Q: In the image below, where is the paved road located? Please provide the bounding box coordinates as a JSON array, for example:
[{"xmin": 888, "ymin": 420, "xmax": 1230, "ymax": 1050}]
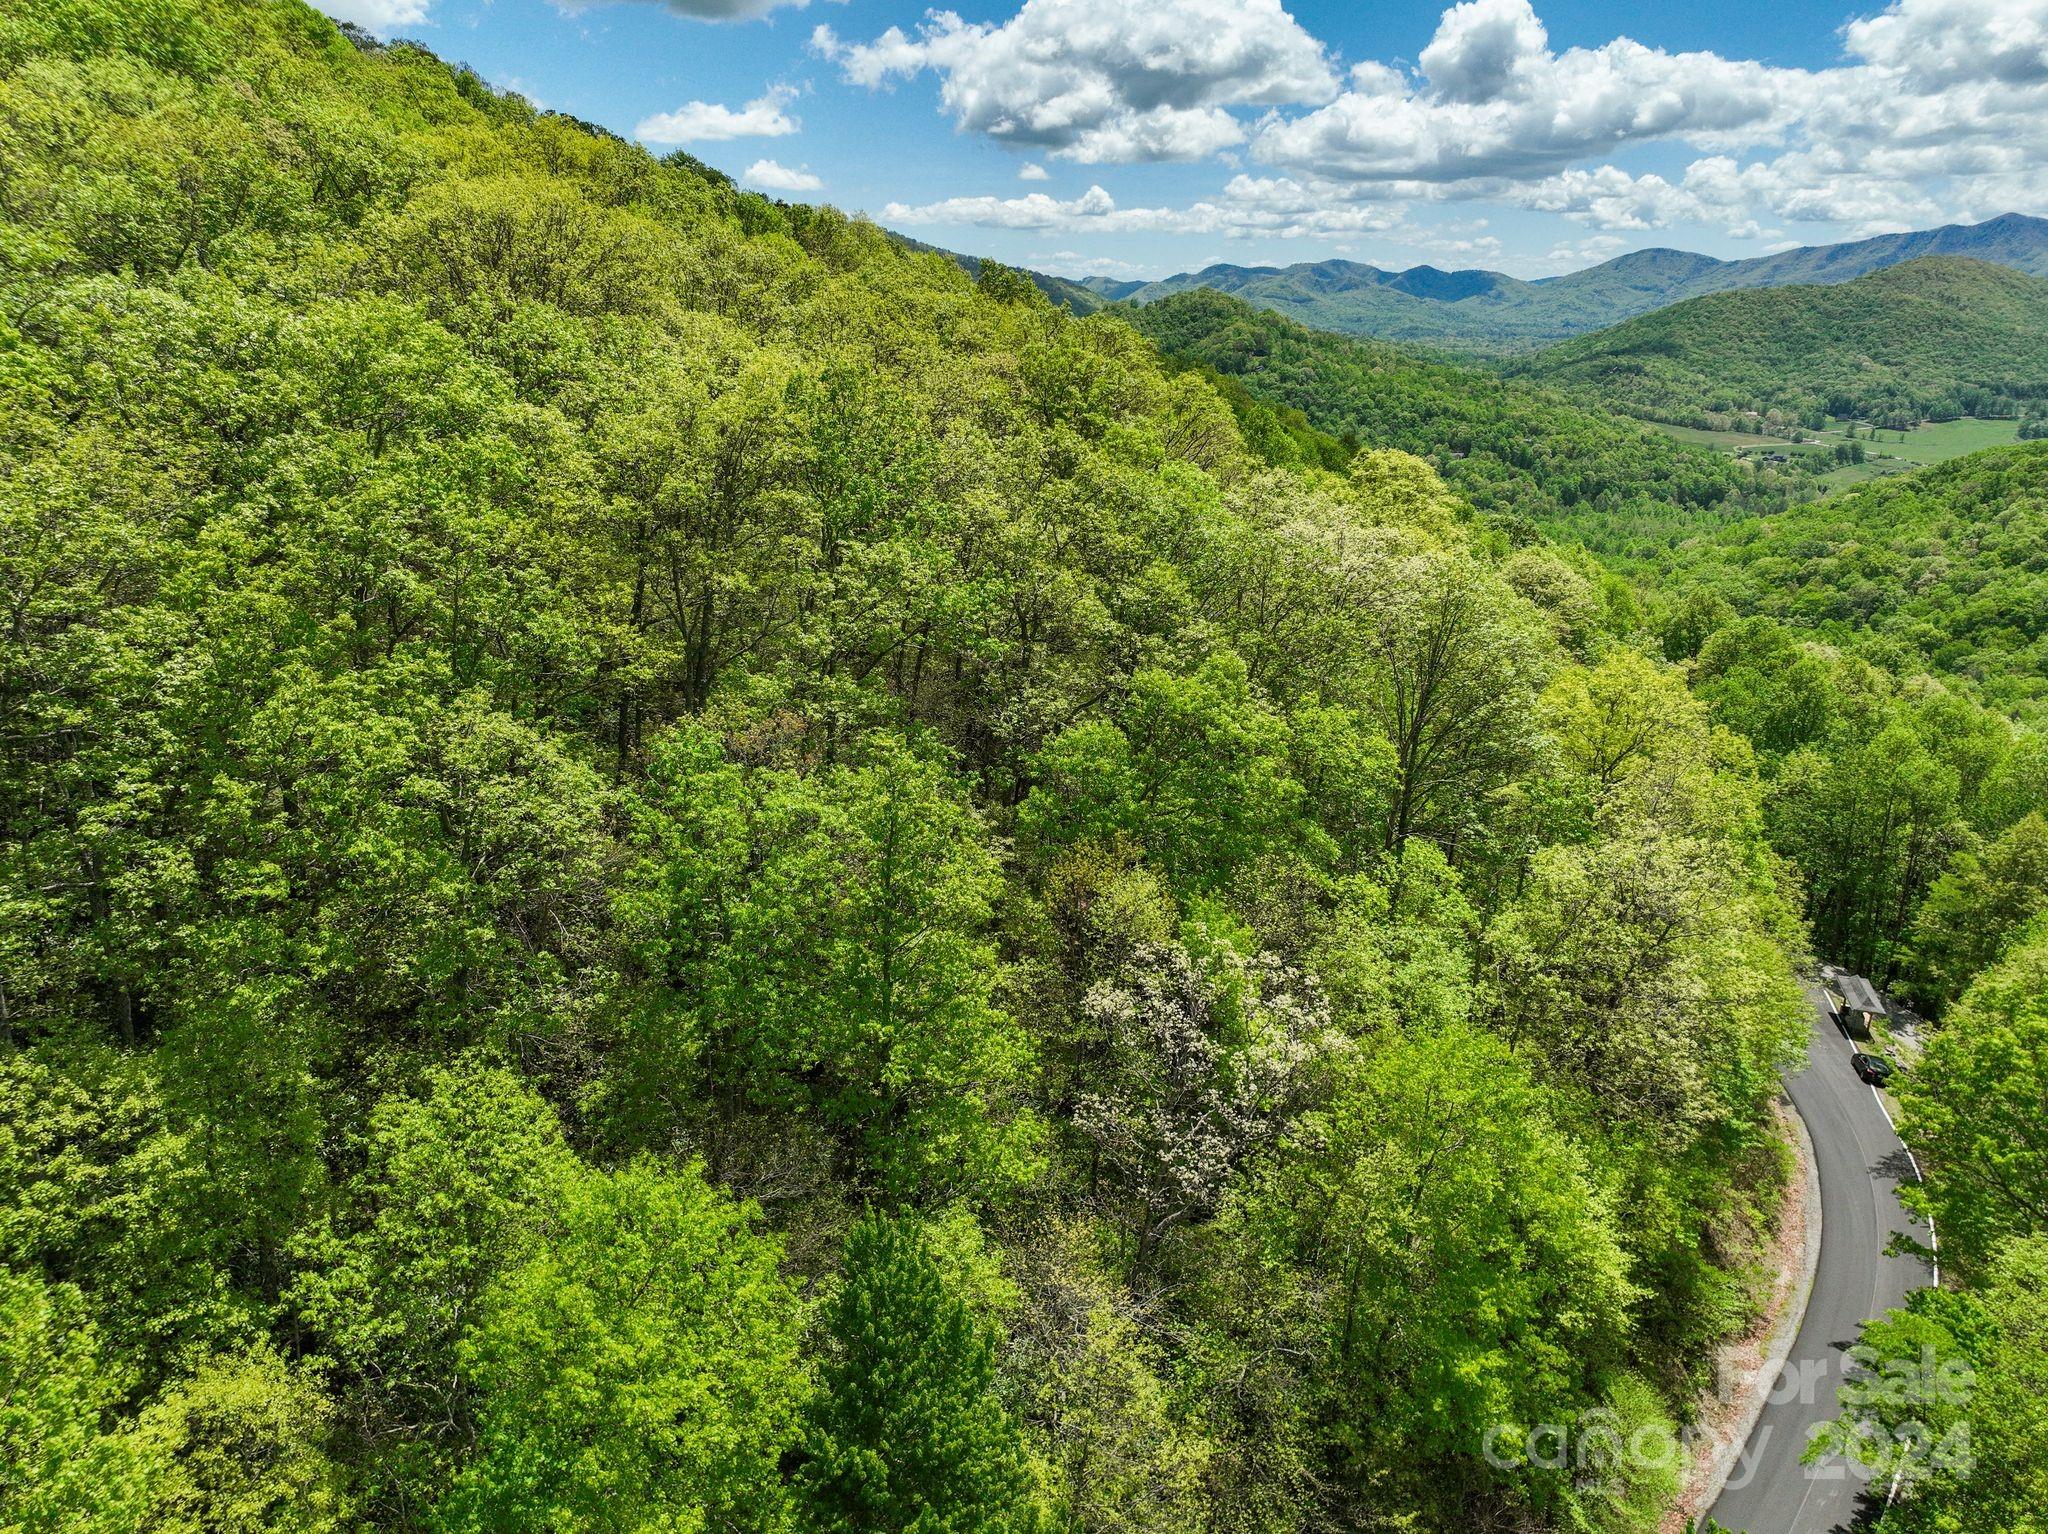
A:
[{"xmin": 1707, "ymin": 990, "xmax": 1934, "ymax": 1533}]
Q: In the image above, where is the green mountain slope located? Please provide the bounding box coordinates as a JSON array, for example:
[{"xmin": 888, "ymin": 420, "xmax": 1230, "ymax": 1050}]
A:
[
  {"xmin": 1519, "ymin": 257, "xmax": 2048, "ymax": 428},
  {"xmin": 1638, "ymin": 442, "xmax": 2048, "ymax": 718},
  {"xmin": 1077, "ymin": 214, "xmax": 2048, "ymax": 350},
  {"xmin": 896, "ymin": 234, "xmax": 1114, "ymax": 313},
  {"xmin": 1123, "ymin": 289, "xmax": 1800, "ymax": 553},
  {"xmin": 4, "ymin": 8, "xmax": 2046, "ymax": 1534},
  {"xmin": 0, "ymin": 5, "xmax": 1853, "ymax": 1534}
]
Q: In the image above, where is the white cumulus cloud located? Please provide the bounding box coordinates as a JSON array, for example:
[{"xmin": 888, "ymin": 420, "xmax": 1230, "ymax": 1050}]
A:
[
  {"xmin": 1253, "ymin": 0, "xmax": 2048, "ymax": 237},
  {"xmin": 320, "ymin": 0, "xmax": 432, "ymax": 29},
  {"xmin": 743, "ymin": 158, "xmax": 825, "ymax": 193},
  {"xmin": 816, "ymin": 0, "xmax": 1337, "ymax": 163},
  {"xmin": 1254, "ymin": 0, "xmax": 1803, "ymax": 186},
  {"xmin": 1030, "ymin": 249, "xmax": 1154, "ymax": 277},
  {"xmin": 883, "ymin": 176, "xmax": 1405, "ymax": 240},
  {"xmin": 1843, "ymin": 0, "xmax": 2048, "ymax": 86},
  {"xmin": 1514, "ymin": 167, "xmax": 1705, "ymax": 231},
  {"xmin": 635, "ymin": 85, "xmax": 801, "ymax": 144},
  {"xmin": 596, "ymin": 0, "xmax": 831, "ymax": 20},
  {"xmin": 333, "ymin": 0, "xmax": 848, "ymax": 32},
  {"xmin": 1418, "ymin": 0, "xmax": 1549, "ymax": 104}
]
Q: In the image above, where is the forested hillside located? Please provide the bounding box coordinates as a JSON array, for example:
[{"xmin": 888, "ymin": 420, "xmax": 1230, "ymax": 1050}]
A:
[
  {"xmin": 0, "ymin": 4, "xmax": 1826, "ymax": 1533},
  {"xmin": 1591, "ymin": 444, "xmax": 2048, "ymax": 1017},
  {"xmin": 1134, "ymin": 293, "xmax": 2048, "ymax": 1040},
  {"xmin": 1521, "ymin": 258, "xmax": 2048, "ymax": 430},
  {"xmin": 1125, "ymin": 289, "xmax": 1803, "ymax": 556},
  {"xmin": 1642, "ymin": 445, "xmax": 2048, "ymax": 721},
  {"xmin": 7, "ymin": 5, "xmax": 2048, "ymax": 1534},
  {"xmin": 1134, "ymin": 267, "xmax": 2048, "ymax": 1534}
]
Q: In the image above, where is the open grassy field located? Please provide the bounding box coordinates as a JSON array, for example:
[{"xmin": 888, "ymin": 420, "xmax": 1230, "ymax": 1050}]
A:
[
  {"xmin": 1642, "ymin": 421, "xmax": 1842, "ymax": 459},
  {"xmin": 1643, "ymin": 414, "xmax": 2027, "ymax": 490},
  {"xmin": 1816, "ymin": 460, "xmax": 1898, "ymax": 490},
  {"xmin": 1647, "ymin": 422, "xmax": 1782, "ymax": 451},
  {"xmin": 1864, "ymin": 415, "xmax": 2025, "ymax": 463}
]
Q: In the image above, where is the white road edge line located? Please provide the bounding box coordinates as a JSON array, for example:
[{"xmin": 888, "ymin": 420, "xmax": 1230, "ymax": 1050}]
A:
[
  {"xmin": 1832, "ymin": 1027, "xmax": 1940, "ymax": 1290},
  {"xmin": 1862, "ymin": 1082, "xmax": 1938, "ymax": 1289},
  {"xmin": 1836, "ymin": 1026, "xmax": 1939, "ymax": 1514}
]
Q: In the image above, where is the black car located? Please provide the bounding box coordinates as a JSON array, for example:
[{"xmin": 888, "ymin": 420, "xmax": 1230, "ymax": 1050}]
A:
[{"xmin": 1852, "ymin": 1051, "xmax": 1896, "ymax": 1085}]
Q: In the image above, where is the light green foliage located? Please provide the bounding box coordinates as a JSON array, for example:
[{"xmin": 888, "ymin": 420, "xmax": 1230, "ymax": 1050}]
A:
[
  {"xmin": 0, "ymin": 1042, "xmax": 252, "ymax": 1379},
  {"xmin": 1645, "ymin": 446, "xmax": 2048, "ymax": 721},
  {"xmin": 138, "ymin": 1346, "xmax": 352, "ymax": 1534},
  {"xmin": 1979, "ymin": 732, "xmax": 2048, "ymax": 830},
  {"xmin": 290, "ymin": 1061, "xmax": 582, "ymax": 1506},
  {"xmin": 1486, "ymin": 816, "xmax": 1803, "ymax": 1144},
  {"xmin": 0, "ymin": 1267, "xmax": 158, "ymax": 1533},
  {"xmin": 439, "ymin": 1160, "xmax": 807, "ymax": 1534},
  {"xmin": 1260, "ymin": 1025, "xmax": 1641, "ymax": 1524},
  {"xmin": 1961, "ymin": 1239, "xmax": 2048, "ymax": 1533},
  {"xmin": 1504, "ymin": 544, "xmax": 1610, "ymax": 659},
  {"xmin": 1020, "ymin": 653, "xmax": 1308, "ymax": 891},
  {"xmin": 1351, "ymin": 540, "xmax": 1549, "ymax": 853},
  {"xmin": 618, "ymin": 726, "xmax": 1039, "ymax": 1198},
  {"xmin": 799, "ymin": 1214, "xmax": 1036, "ymax": 1534},
  {"xmin": 1348, "ymin": 448, "xmax": 1465, "ymax": 539},
  {"xmin": 1908, "ymin": 813, "xmax": 2048, "ymax": 1012},
  {"xmin": 1896, "ymin": 923, "xmax": 2048, "ymax": 1278},
  {"xmin": 1543, "ymin": 648, "xmax": 1712, "ymax": 793},
  {"xmin": 0, "ymin": 5, "xmax": 1909, "ymax": 1532},
  {"xmin": 1310, "ymin": 842, "xmax": 1476, "ymax": 1036},
  {"xmin": 1581, "ymin": 1375, "xmax": 1684, "ymax": 1534},
  {"xmin": 1033, "ymin": 1305, "xmax": 1211, "ymax": 1532},
  {"xmin": 1818, "ymin": 1236, "xmax": 2048, "ymax": 1534},
  {"xmin": 1005, "ymin": 1245, "xmax": 1214, "ymax": 1534}
]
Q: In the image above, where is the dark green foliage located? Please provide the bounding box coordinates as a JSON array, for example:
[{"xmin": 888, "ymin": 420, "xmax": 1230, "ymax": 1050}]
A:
[{"xmin": 798, "ymin": 1215, "xmax": 1034, "ymax": 1534}]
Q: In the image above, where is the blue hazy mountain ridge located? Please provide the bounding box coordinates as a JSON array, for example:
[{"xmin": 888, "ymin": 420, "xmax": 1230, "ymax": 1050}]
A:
[{"xmin": 1063, "ymin": 213, "xmax": 2048, "ymax": 350}]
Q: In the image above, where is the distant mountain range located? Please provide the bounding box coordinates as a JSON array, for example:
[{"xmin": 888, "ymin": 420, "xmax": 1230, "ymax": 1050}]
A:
[
  {"xmin": 1056, "ymin": 213, "xmax": 2048, "ymax": 351},
  {"xmin": 1516, "ymin": 256, "xmax": 2048, "ymax": 427}
]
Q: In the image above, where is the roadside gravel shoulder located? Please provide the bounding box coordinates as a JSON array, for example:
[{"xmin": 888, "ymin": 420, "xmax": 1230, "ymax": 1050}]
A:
[{"xmin": 1661, "ymin": 1094, "xmax": 1822, "ymax": 1533}]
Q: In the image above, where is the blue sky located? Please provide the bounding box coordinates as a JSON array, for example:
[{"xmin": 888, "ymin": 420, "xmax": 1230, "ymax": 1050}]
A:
[{"xmin": 323, "ymin": 0, "xmax": 2048, "ymax": 280}]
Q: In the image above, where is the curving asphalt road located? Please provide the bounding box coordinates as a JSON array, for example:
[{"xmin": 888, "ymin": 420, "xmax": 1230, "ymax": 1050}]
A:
[{"xmin": 1707, "ymin": 987, "xmax": 1935, "ymax": 1533}]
